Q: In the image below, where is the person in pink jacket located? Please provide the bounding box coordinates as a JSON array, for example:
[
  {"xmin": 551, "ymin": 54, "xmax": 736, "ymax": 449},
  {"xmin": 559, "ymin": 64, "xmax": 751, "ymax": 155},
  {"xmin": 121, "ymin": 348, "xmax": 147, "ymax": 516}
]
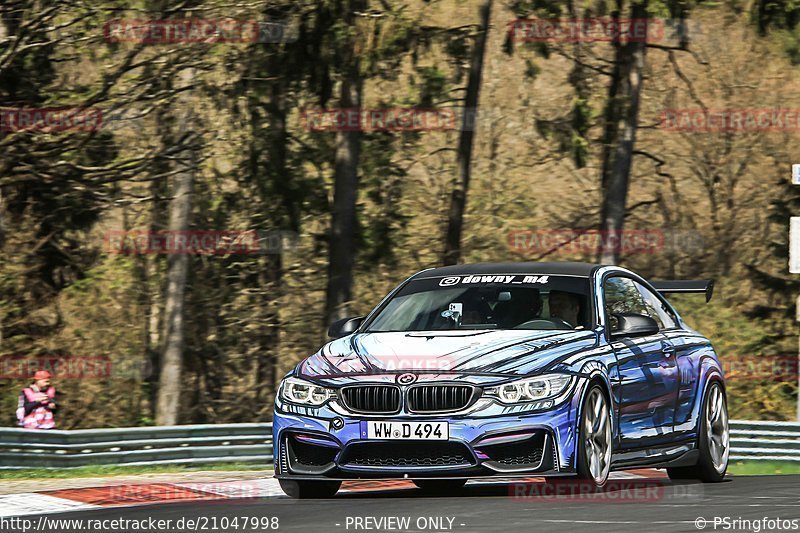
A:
[{"xmin": 17, "ymin": 370, "xmax": 57, "ymax": 429}]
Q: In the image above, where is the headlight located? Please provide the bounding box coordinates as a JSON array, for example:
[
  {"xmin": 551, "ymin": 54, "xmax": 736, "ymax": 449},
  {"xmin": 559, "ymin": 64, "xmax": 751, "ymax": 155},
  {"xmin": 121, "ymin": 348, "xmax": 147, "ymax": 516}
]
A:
[
  {"xmin": 484, "ymin": 374, "xmax": 573, "ymax": 404},
  {"xmin": 279, "ymin": 377, "xmax": 336, "ymax": 406}
]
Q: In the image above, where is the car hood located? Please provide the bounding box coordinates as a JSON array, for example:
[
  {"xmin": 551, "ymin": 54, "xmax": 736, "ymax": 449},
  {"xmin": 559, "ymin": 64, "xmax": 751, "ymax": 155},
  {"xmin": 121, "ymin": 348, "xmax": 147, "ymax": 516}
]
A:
[{"xmin": 297, "ymin": 329, "xmax": 598, "ymax": 385}]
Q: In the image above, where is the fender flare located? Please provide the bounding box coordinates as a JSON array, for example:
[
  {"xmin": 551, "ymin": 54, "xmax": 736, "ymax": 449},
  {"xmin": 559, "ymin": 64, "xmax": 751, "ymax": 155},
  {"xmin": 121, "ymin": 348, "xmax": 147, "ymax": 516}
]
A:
[{"xmin": 572, "ymin": 367, "xmax": 616, "ymax": 468}]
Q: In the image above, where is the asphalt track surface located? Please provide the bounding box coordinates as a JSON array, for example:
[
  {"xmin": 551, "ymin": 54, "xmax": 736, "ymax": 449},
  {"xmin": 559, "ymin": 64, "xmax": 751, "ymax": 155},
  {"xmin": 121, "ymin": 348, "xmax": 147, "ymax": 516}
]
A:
[{"xmin": 9, "ymin": 475, "xmax": 800, "ymax": 533}]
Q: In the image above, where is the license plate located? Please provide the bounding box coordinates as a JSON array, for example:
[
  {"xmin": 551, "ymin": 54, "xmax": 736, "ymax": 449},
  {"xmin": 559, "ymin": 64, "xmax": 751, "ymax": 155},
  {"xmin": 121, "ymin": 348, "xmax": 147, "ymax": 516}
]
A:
[{"xmin": 367, "ymin": 421, "xmax": 449, "ymax": 440}]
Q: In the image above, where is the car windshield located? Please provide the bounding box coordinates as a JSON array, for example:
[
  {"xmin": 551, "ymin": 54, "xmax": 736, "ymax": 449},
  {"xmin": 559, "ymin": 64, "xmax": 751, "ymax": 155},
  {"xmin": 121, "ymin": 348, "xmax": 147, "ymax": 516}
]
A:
[{"xmin": 365, "ymin": 274, "xmax": 592, "ymax": 332}]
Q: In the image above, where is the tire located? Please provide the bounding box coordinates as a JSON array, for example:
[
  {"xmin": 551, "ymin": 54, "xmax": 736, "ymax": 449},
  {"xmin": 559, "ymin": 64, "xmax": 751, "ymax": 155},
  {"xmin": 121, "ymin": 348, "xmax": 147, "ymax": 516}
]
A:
[
  {"xmin": 576, "ymin": 384, "xmax": 612, "ymax": 487},
  {"xmin": 412, "ymin": 479, "xmax": 467, "ymax": 494},
  {"xmin": 278, "ymin": 479, "xmax": 341, "ymax": 499},
  {"xmin": 667, "ymin": 382, "xmax": 729, "ymax": 483}
]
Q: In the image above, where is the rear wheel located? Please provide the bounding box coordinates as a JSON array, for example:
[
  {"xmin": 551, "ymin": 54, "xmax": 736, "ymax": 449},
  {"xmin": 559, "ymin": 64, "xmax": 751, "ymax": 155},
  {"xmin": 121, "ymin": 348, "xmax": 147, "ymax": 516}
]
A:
[
  {"xmin": 412, "ymin": 479, "xmax": 467, "ymax": 494},
  {"xmin": 278, "ymin": 479, "xmax": 341, "ymax": 499},
  {"xmin": 576, "ymin": 385, "xmax": 612, "ymax": 487},
  {"xmin": 667, "ymin": 382, "xmax": 729, "ymax": 482}
]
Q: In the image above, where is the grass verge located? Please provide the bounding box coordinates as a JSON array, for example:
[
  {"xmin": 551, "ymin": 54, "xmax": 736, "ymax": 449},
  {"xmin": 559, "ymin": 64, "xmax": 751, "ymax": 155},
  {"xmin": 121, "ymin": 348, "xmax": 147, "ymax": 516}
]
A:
[{"xmin": 727, "ymin": 460, "xmax": 800, "ymax": 476}]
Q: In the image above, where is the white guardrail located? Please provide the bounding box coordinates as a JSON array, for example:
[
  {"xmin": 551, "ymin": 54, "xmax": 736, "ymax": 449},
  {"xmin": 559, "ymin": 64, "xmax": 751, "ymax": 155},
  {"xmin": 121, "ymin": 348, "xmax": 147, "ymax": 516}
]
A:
[
  {"xmin": 0, "ymin": 420, "xmax": 796, "ymax": 469},
  {"xmin": 729, "ymin": 420, "xmax": 800, "ymax": 462},
  {"xmin": 0, "ymin": 423, "xmax": 273, "ymax": 469}
]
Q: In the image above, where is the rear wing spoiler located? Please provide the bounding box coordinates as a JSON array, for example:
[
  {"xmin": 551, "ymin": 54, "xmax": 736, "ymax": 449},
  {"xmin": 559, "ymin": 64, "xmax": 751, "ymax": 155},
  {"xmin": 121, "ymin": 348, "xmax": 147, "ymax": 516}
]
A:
[{"xmin": 650, "ymin": 280, "xmax": 714, "ymax": 303}]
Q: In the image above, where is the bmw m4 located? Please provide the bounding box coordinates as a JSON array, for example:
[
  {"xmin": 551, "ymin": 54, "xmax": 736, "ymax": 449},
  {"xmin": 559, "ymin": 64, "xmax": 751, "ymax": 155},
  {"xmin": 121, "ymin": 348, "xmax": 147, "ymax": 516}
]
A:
[{"xmin": 273, "ymin": 262, "xmax": 728, "ymax": 498}]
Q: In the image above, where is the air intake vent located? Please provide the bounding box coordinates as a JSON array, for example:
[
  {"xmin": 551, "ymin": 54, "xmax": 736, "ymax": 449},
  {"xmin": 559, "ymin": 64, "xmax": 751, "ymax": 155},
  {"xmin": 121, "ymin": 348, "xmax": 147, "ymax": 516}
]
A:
[
  {"xmin": 340, "ymin": 441, "xmax": 474, "ymax": 468},
  {"xmin": 475, "ymin": 431, "xmax": 548, "ymax": 471},
  {"xmin": 407, "ymin": 385, "xmax": 476, "ymax": 413},
  {"xmin": 340, "ymin": 385, "xmax": 401, "ymax": 414},
  {"xmin": 288, "ymin": 435, "xmax": 339, "ymax": 467}
]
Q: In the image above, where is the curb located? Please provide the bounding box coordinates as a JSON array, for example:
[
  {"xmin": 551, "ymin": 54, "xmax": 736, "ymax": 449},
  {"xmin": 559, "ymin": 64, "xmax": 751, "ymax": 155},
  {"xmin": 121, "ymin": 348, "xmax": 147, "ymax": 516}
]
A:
[{"xmin": 0, "ymin": 469, "xmax": 665, "ymax": 518}]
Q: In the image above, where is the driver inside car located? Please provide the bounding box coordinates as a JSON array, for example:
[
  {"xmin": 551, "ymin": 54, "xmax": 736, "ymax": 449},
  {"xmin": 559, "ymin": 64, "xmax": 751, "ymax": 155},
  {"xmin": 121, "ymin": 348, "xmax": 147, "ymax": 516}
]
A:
[{"xmin": 548, "ymin": 290, "xmax": 581, "ymax": 328}]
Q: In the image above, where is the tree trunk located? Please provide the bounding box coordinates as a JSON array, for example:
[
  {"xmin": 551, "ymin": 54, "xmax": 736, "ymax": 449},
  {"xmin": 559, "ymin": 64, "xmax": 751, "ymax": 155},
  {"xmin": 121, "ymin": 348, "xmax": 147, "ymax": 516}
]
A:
[
  {"xmin": 251, "ymin": 84, "xmax": 287, "ymax": 405},
  {"xmin": 567, "ymin": 0, "xmax": 591, "ymax": 168},
  {"xmin": 443, "ymin": 0, "xmax": 492, "ymax": 266},
  {"xmin": 324, "ymin": 0, "xmax": 365, "ymax": 328},
  {"xmin": 155, "ymin": 103, "xmax": 196, "ymax": 426},
  {"xmin": 598, "ymin": 0, "xmax": 648, "ymax": 265},
  {"xmin": 262, "ymin": 77, "xmax": 291, "ymax": 399},
  {"xmin": 0, "ymin": 187, "xmax": 5, "ymax": 250},
  {"xmin": 143, "ymin": 177, "xmax": 166, "ymax": 419},
  {"xmin": 324, "ymin": 75, "xmax": 362, "ymax": 326}
]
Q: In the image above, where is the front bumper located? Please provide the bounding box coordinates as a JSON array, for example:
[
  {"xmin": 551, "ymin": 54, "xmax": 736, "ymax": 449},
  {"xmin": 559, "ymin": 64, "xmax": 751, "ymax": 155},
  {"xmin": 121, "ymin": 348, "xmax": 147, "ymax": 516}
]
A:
[{"xmin": 272, "ymin": 395, "xmax": 581, "ymax": 480}]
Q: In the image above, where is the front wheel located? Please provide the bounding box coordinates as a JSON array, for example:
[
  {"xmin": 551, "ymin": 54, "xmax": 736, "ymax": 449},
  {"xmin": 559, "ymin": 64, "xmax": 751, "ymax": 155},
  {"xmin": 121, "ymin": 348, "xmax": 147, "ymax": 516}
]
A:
[
  {"xmin": 667, "ymin": 382, "xmax": 729, "ymax": 482},
  {"xmin": 576, "ymin": 385, "xmax": 612, "ymax": 487},
  {"xmin": 278, "ymin": 479, "xmax": 341, "ymax": 499}
]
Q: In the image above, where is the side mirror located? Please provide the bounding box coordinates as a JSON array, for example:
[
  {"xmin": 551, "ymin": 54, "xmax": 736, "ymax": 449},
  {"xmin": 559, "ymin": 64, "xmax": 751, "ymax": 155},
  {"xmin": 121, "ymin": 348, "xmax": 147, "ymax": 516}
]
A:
[
  {"xmin": 609, "ymin": 313, "xmax": 659, "ymax": 339},
  {"xmin": 327, "ymin": 316, "xmax": 365, "ymax": 339}
]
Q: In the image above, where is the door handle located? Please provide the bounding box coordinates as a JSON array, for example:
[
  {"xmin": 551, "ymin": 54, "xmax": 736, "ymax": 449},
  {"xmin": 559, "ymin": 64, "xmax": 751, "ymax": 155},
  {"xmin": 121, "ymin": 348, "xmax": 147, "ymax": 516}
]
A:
[{"xmin": 662, "ymin": 345, "xmax": 676, "ymax": 358}]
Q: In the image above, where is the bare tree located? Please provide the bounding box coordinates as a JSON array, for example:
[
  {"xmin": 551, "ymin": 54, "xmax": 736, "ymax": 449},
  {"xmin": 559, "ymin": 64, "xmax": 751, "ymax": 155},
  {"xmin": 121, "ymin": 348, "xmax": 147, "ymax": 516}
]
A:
[
  {"xmin": 324, "ymin": 0, "xmax": 366, "ymax": 327},
  {"xmin": 443, "ymin": 0, "xmax": 493, "ymax": 266},
  {"xmin": 598, "ymin": 0, "xmax": 648, "ymax": 265},
  {"xmin": 155, "ymin": 73, "xmax": 197, "ymax": 426}
]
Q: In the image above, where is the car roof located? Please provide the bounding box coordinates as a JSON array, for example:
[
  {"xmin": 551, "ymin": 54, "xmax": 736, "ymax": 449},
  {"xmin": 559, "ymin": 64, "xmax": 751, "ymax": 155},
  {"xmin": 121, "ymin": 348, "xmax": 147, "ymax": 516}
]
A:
[{"xmin": 411, "ymin": 261, "xmax": 604, "ymax": 279}]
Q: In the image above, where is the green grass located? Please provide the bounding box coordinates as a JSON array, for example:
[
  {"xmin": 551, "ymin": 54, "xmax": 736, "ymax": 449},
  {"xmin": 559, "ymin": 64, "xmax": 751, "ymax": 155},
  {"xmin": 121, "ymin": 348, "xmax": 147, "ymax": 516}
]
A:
[
  {"xmin": 728, "ymin": 460, "xmax": 800, "ymax": 476},
  {"xmin": 0, "ymin": 463, "xmax": 272, "ymax": 480}
]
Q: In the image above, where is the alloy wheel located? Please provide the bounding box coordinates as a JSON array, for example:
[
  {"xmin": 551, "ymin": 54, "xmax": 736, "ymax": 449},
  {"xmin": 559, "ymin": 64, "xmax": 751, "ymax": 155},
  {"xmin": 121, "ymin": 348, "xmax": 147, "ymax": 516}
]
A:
[
  {"xmin": 706, "ymin": 384, "xmax": 729, "ymax": 474},
  {"xmin": 583, "ymin": 388, "xmax": 612, "ymax": 484}
]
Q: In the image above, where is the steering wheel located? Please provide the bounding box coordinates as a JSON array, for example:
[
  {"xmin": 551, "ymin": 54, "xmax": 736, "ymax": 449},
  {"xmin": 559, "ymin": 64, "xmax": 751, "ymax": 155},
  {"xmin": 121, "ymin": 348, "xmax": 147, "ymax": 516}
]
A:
[{"xmin": 513, "ymin": 318, "xmax": 574, "ymax": 330}]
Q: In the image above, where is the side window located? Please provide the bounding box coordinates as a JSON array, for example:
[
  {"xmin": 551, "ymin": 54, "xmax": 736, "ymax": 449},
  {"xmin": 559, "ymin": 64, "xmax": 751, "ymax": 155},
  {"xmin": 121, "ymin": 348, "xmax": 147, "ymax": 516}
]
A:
[
  {"xmin": 603, "ymin": 277, "xmax": 647, "ymax": 331},
  {"xmin": 634, "ymin": 281, "xmax": 678, "ymax": 330}
]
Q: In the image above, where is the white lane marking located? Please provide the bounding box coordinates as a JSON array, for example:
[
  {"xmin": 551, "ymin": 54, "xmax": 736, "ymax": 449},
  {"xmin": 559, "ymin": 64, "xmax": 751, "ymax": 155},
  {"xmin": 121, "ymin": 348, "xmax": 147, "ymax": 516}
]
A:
[
  {"xmin": 536, "ymin": 520, "xmax": 707, "ymax": 525},
  {"xmin": 174, "ymin": 478, "xmax": 285, "ymax": 498},
  {"xmin": 0, "ymin": 493, "xmax": 101, "ymax": 518},
  {"xmin": 466, "ymin": 471, "xmax": 654, "ymax": 486},
  {"xmin": 467, "ymin": 479, "xmax": 541, "ymax": 486},
  {"xmin": 577, "ymin": 504, "xmax": 800, "ymax": 508}
]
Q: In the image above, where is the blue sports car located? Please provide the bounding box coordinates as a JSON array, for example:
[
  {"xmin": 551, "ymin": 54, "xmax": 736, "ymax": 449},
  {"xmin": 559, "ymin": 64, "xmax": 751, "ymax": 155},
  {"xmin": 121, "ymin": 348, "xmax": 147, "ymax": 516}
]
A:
[{"xmin": 273, "ymin": 262, "xmax": 728, "ymax": 498}]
